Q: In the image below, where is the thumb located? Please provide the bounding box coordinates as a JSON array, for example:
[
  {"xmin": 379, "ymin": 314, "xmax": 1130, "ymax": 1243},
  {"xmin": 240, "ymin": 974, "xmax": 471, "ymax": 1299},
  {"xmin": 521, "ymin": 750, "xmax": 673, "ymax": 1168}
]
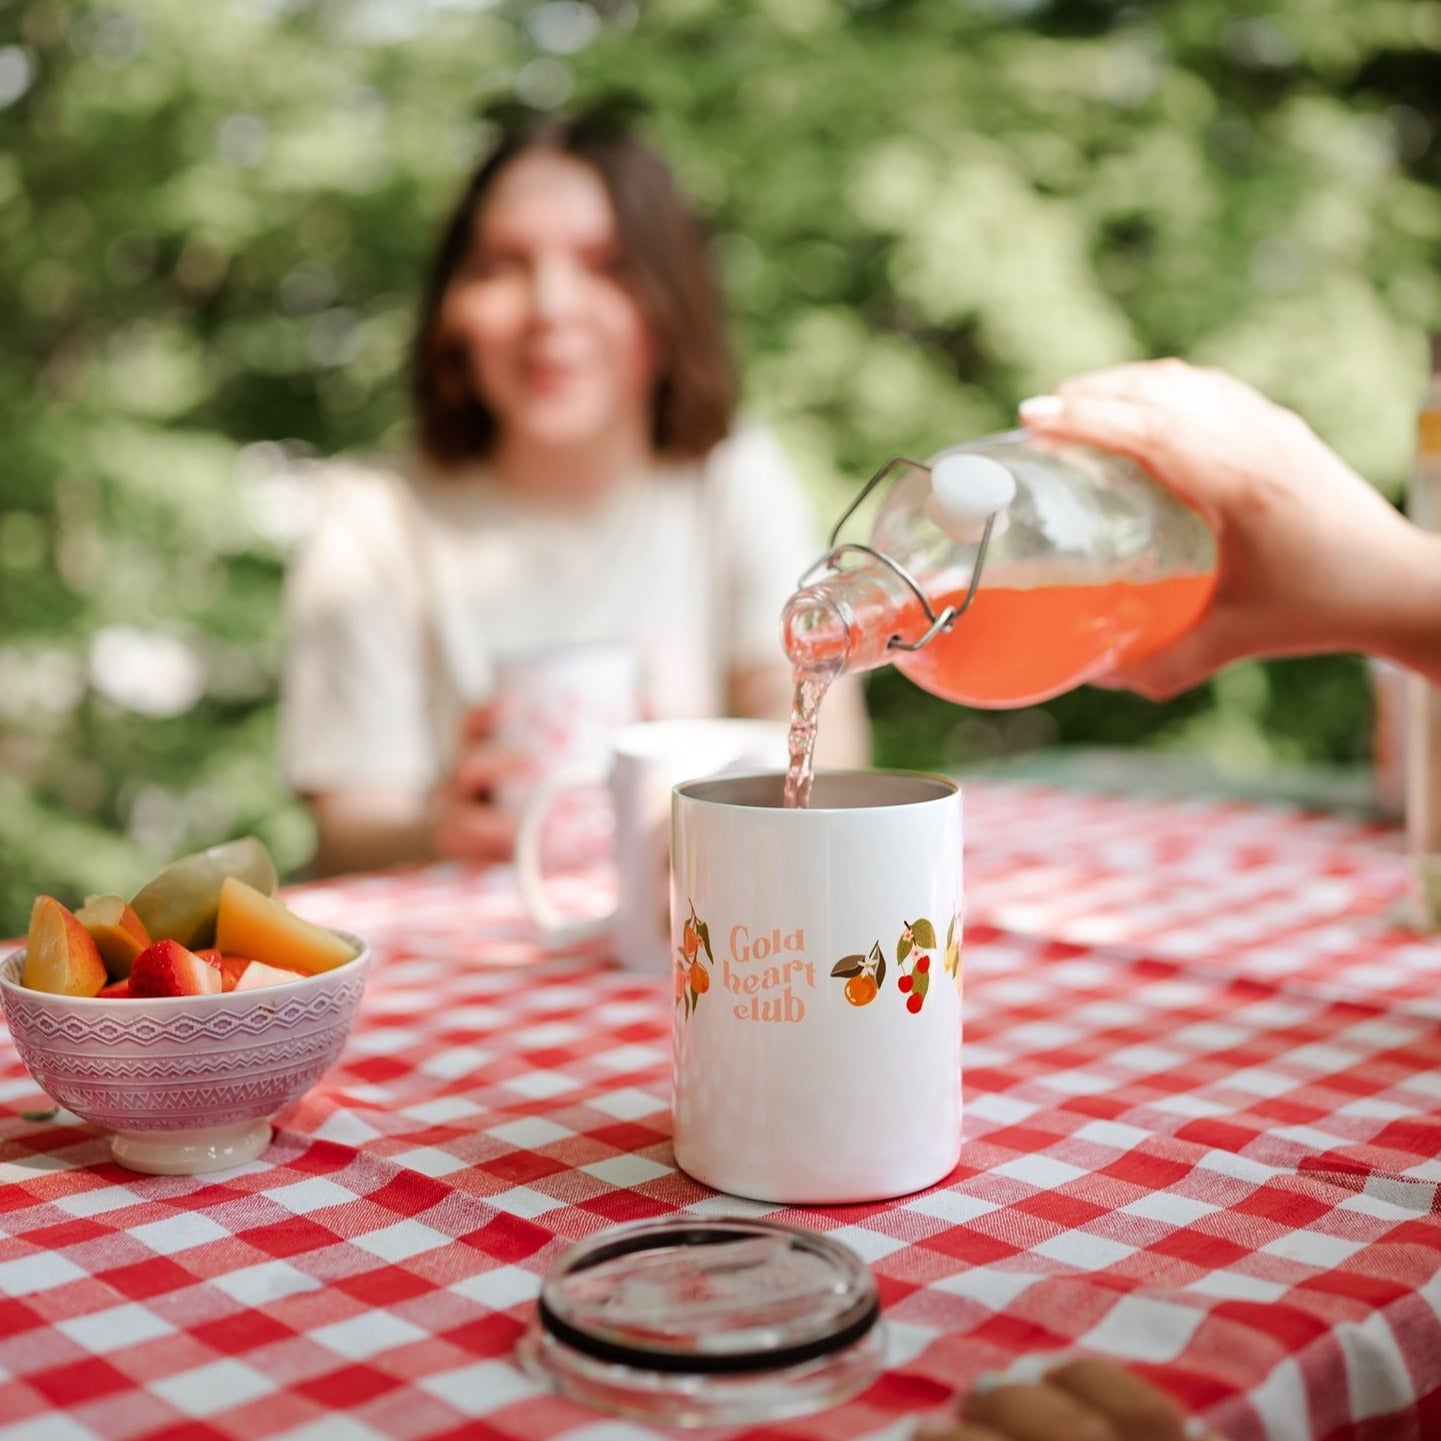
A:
[
  {"xmin": 1099, "ymin": 644, "xmax": 1215, "ymax": 702},
  {"xmin": 1101, "ymin": 604, "xmax": 1256, "ymax": 700}
]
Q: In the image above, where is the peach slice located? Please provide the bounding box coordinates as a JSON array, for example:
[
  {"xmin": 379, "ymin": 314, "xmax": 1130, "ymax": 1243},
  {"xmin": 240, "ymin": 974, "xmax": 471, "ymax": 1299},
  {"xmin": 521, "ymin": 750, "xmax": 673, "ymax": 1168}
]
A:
[
  {"xmin": 75, "ymin": 895, "xmax": 152, "ymax": 980},
  {"xmin": 129, "ymin": 940, "xmax": 223, "ymax": 998},
  {"xmin": 215, "ymin": 877, "xmax": 359, "ymax": 975},
  {"xmin": 23, "ymin": 896, "xmax": 109, "ymax": 997}
]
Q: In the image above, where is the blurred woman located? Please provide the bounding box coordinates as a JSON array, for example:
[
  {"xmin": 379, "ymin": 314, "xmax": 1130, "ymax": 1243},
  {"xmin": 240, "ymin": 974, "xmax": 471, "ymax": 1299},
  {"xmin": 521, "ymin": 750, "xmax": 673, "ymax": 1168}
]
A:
[{"xmin": 280, "ymin": 110, "xmax": 869, "ymax": 874}]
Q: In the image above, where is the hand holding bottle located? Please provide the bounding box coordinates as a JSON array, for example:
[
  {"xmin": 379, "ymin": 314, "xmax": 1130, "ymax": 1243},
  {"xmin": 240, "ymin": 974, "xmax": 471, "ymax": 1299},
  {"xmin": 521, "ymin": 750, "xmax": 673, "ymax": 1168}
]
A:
[
  {"xmin": 784, "ymin": 417, "xmax": 1215, "ymax": 711},
  {"xmin": 1020, "ymin": 360, "xmax": 1441, "ymax": 696}
]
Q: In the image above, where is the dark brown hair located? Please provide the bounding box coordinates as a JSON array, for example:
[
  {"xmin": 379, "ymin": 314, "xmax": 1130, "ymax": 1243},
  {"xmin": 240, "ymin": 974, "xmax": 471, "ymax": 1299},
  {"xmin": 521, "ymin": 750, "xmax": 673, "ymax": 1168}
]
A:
[{"xmin": 412, "ymin": 111, "xmax": 737, "ymax": 467}]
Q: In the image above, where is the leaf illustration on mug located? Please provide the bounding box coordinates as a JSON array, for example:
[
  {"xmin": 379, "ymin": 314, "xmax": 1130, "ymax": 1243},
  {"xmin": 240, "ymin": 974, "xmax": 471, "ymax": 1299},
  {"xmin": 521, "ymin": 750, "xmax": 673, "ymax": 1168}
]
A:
[
  {"xmin": 896, "ymin": 918, "xmax": 936, "ymax": 1016},
  {"xmin": 870, "ymin": 940, "xmax": 887, "ymax": 993},
  {"xmin": 833, "ymin": 941, "xmax": 884, "ymax": 1007},
  {"xmin": 676, "ymin": 900, "xmax": 711, "ymax": 1018}
]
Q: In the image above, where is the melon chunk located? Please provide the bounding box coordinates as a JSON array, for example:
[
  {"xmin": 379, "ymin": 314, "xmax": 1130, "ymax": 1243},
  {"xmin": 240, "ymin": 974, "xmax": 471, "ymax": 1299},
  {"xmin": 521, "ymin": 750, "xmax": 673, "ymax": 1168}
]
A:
[{"xmin": 215, "ymin": 878, "xmax": 359, "ymax": 975}]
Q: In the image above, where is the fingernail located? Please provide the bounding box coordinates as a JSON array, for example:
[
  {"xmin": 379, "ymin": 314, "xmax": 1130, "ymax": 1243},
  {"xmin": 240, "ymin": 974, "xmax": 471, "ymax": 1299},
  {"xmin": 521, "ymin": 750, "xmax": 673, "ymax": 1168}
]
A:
[
  {"xmin": 1019, "ymin": 394, "xmax": 1063, "ymax": 420},
  {"xmin": 970, "ymin": 1371, "xmax": 1006, "ymax": 1396}
]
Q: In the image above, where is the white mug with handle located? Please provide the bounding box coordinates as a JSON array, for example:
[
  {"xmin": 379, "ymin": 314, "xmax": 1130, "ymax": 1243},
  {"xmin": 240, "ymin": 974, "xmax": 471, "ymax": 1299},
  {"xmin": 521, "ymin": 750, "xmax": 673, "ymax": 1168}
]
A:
[{"xmin": 515, "ymin": 718, "xmax": 789, "ymax": 972}]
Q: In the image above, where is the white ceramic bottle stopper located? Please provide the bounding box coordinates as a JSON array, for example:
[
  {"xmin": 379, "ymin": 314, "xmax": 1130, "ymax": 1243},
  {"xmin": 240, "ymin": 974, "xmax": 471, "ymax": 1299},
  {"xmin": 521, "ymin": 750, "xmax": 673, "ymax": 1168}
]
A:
[{"xmin": 924, "ymin": 453, "xmax": 1017, "ymax": 543}]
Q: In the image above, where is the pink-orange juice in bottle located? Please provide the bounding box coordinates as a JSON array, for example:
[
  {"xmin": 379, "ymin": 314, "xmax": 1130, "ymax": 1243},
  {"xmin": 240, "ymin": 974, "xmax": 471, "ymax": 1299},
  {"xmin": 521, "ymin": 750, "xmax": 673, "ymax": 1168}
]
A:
[
  {"xmin": 890, "ymin": 574, "xmax": 1213, "ymax": 706},
  {"xmin": 782, "ymin": 433, "xmax": 1216, "ymax": 804}
]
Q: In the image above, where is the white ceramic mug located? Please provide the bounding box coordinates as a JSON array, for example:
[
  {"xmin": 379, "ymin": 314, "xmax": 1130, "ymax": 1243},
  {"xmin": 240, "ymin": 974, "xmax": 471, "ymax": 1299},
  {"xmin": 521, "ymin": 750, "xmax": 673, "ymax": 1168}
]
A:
[
  {"xmin": 671, "ymin": 770, "xmax": 963, "ymax": 1204},
  {"xmin": 491, "ymin": 641, "xmax": 641, "ymax": 816},
  {"xmin": 516, "ymin": 718, "xmax": 789, "ymax": 971}
]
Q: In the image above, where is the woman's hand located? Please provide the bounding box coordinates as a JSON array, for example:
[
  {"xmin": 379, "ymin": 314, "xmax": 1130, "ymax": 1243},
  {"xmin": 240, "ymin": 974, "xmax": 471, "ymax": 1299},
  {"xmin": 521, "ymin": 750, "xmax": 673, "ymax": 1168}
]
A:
[
  {"xmin": 920, "ymin": 1359, "xmax": 1215, "ymax": 1441},
  {"xmin": 1020, "ymin": 360, "xmax": 1441, "ymax": 695},
  {"xmin": 429, "ymin": 703, "xmax": 528, "ymax": 863}
]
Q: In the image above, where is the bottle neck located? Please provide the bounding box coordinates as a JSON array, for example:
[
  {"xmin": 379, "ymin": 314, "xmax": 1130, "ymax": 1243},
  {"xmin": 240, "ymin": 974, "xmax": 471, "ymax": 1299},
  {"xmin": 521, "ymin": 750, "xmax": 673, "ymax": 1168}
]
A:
[{"xmin": 781, "ymin": 565, "xmax": 918, "ymax": 681}]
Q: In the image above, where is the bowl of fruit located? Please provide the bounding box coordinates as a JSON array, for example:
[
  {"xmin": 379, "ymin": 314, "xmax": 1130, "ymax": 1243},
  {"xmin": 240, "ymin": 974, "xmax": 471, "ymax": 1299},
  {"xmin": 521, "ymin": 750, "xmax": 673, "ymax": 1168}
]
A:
[{"xmin": 0, "ymin": 838, "xmax": 371, "ymax": 1176}]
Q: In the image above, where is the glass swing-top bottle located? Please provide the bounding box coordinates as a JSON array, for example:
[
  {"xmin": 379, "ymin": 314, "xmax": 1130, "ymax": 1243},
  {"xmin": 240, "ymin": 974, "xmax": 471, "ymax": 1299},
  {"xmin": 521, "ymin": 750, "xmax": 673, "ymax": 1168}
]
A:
[{"xmin": 781, "ymin": 430, "xmax": 1217, "ymax": 708}]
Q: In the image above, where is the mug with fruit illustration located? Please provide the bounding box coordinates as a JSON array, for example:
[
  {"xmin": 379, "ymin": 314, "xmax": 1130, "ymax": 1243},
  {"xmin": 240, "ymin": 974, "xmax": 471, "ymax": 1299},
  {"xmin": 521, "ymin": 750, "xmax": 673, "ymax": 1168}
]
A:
[
  {"xmin": 671, "ymin": 770, "xmax": 962, "ymax": 1203},
  {"xmin": 516, "ymin": 718, "xmax": 788, "ymax": 972},
  {"xmin": 490, "ymin": 641, "xmax": 641, "ymax": 816}
]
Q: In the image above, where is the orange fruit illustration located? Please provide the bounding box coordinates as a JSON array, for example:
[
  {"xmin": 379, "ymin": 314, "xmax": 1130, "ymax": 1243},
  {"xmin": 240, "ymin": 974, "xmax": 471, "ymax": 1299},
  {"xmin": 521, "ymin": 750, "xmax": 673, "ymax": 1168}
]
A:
[
  {"xmin": 682, "ymin": 918, "xmax": 701, "ymax": 962},
  {"xmin": 844, "ymin": 973, "xmax": 878, "ymax": 1007},
  {"xmin": 689, "ymin": 961, "xmax": 710, "ymax": 995}
]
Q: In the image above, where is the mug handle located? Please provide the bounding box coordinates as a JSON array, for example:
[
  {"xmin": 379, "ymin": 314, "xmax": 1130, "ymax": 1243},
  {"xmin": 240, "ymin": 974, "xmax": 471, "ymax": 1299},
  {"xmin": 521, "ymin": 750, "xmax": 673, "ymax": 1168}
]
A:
[{"xmin": 514, "ymin": 764, "xmax": 616, "ymax": 945}]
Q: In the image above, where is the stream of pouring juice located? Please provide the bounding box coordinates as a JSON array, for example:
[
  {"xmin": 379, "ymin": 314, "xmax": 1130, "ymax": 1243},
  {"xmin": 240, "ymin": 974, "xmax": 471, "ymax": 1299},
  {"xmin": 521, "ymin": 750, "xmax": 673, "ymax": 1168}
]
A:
[{"xmin": 782, "ymin": 571, "xmax": 1214, "ymax": 808}]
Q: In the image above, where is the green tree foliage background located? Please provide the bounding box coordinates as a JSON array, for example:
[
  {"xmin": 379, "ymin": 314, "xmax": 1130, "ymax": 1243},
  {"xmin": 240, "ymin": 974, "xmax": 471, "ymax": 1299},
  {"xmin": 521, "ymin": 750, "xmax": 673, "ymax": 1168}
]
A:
[{"xmin": 2, "ymin": 0, "xmax": 1439, "ymax": 932}]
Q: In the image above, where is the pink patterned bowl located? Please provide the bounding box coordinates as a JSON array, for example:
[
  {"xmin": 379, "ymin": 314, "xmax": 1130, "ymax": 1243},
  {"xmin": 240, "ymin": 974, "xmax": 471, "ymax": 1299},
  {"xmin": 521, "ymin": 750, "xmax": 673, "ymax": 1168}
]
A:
[{"xmin": 0, "ymin": 936, "xmax": 370, "ymax": 1175}]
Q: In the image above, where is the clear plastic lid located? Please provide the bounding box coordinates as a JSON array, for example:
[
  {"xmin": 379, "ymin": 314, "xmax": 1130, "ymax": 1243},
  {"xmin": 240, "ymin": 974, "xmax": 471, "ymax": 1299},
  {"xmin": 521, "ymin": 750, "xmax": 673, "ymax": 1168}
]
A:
[{"xmin": 516, "ymin": 1216, "xmax": 886, "ymax": 1426}]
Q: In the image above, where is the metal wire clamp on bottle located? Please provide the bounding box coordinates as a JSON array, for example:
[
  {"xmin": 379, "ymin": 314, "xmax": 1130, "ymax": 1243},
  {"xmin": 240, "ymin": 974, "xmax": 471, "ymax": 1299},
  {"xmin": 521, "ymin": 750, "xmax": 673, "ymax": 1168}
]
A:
[{"xmin": 795, "ymin": 453, "xmax": 1013, "ymax": 654}]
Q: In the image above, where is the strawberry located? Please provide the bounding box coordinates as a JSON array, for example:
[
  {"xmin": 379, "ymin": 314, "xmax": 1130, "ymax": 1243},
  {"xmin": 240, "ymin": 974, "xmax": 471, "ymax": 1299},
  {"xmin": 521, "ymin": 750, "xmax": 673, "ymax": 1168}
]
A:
[{"xmin": 129, "ymin": 939, "xmax": 223, "ymax": 998}]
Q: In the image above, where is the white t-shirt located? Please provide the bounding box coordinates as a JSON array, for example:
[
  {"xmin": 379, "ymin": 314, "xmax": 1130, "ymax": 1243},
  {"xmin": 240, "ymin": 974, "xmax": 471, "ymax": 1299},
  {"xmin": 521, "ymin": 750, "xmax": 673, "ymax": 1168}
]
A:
[{"xmin": 279, "ymin": 425, "xmax": 819, "ymax": 795}]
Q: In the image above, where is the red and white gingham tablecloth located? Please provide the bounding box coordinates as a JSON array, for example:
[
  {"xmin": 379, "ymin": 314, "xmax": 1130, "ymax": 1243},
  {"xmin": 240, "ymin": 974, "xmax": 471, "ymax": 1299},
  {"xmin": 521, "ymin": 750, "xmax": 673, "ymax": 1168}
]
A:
[{"xmin": 3, "ymin": 778, "xmax": 1440, "ymax": 1441}]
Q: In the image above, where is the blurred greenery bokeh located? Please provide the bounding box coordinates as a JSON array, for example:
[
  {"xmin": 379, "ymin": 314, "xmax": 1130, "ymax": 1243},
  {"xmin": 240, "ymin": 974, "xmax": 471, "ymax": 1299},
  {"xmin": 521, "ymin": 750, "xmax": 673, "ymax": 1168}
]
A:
[{"xmin": 3, "ymin": 0, "xmax": 1439, "ymax": 933}]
